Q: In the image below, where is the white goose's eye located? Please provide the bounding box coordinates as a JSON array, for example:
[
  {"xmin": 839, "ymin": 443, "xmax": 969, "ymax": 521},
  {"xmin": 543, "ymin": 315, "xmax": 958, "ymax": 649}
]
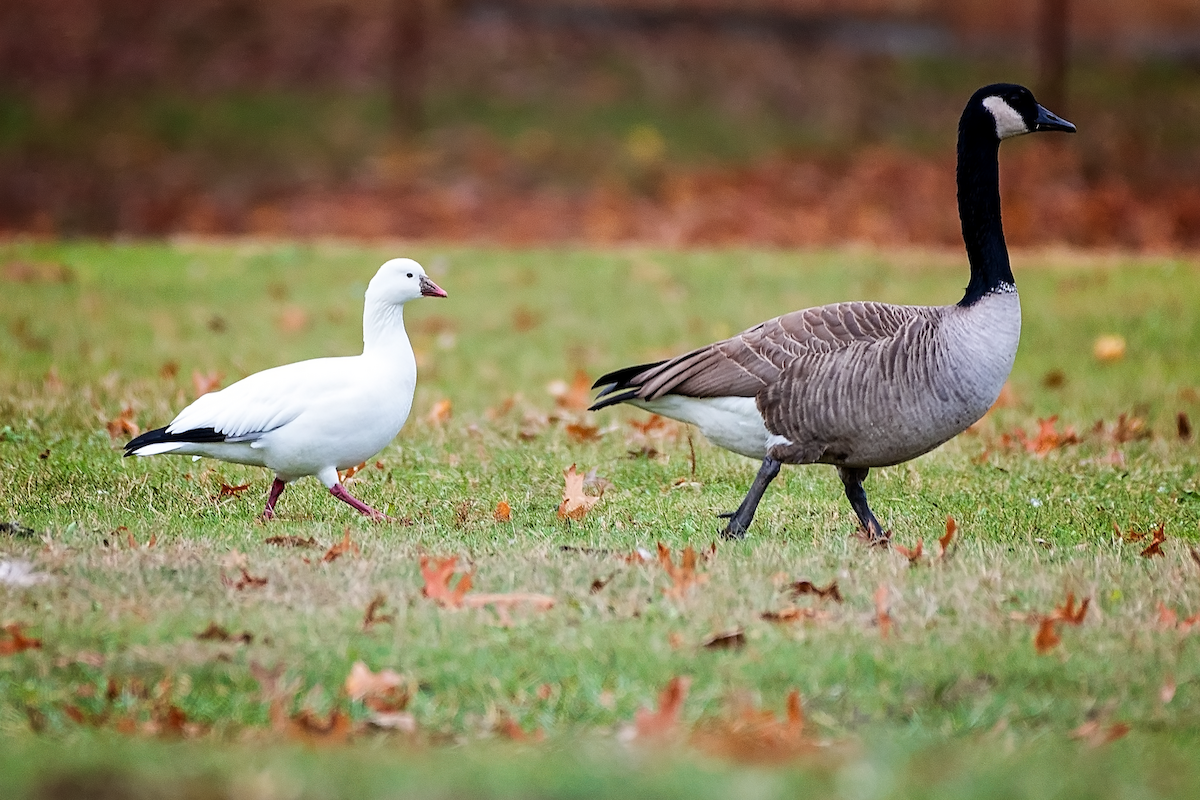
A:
[{"xmin": 407, "ymin": 272, "xmax": 413, "ymax": 278}]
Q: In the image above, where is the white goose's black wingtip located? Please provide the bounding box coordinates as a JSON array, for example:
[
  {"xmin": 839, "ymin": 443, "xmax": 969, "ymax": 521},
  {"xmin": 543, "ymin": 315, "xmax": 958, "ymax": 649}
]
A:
[{"xmin": 123, "ymin": 426, "xmax": 227, "ymax": 456}]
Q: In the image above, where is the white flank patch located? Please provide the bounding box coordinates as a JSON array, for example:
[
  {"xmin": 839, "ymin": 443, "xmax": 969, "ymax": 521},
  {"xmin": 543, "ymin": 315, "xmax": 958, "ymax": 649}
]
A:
[
  {"xmin": 0, "ymin": 560, "xmax": 50, "ymax": 587},
  {"xmin": 131, "ymin": 442, "xmax": 184, "ymax": 457},
  {"xmin": 982, "ymin": 96, "xmax": 1028, "ymax": 139},
  {"xmin": 630, "ymin": 395, "xmax": 770, "ymax": 460}
]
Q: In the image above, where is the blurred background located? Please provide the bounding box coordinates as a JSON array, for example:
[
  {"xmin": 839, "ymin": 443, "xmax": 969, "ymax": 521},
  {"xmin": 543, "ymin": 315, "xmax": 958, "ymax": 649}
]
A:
[{"xmin": 1, "ymin": 0, "xmax": 1198, "ymax": 249}]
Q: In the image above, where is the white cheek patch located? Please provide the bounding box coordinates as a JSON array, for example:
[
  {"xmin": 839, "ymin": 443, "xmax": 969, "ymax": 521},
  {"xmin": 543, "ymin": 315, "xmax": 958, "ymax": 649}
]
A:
[{"xmin": 982, "ymin": 96, "xmax": 1029, "ymax": 139}]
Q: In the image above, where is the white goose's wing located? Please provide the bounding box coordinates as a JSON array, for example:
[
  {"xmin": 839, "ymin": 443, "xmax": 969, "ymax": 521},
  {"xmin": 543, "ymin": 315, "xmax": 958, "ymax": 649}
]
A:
[{"xmin": 167, "ymin": 356, "xmax": 358, "ymax": 443}]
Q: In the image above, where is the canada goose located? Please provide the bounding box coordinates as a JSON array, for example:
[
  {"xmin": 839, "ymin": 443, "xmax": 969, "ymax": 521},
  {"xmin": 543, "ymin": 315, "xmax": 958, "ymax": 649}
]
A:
[
  {"xmin": 591, "ymin": 84, "xmax": 1075, "ymax": 541},
  {"xmin": 125, "ymin": 258, "xmax": 447, "ymax": 521}
]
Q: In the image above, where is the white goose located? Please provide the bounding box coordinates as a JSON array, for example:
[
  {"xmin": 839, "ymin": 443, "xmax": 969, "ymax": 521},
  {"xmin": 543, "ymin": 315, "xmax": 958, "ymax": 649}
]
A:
[
  {"xmin": 591, "ymin": 84, "xmax": 1076, "ymax": 541},
  {"xmin": 125, "ymin": 258, "xmax": 447, "ymax": 520}
]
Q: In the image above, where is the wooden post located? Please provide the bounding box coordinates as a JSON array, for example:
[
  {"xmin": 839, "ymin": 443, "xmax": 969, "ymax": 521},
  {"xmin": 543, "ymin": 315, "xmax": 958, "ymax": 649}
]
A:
[
  {"xmin": 390, "ymin": 0, "xmax": 430, "ymax": 136},
  {"xmin": 1037, "ymin": 0, "xmax": 1069, "ymax": 111}
]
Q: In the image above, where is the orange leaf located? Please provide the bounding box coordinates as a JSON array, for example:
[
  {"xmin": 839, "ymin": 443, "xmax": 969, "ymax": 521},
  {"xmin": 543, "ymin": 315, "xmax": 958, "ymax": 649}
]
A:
[
  {"xmin": 894, "ymin": 538, "xmax": 923, "ymax": 564},
  {"xmin": 1139, "ymin": 522, "xmax": 1167, "ymax": 558},
  {"xmin": 105, "ymin": 406, "xmax": 140, "ymax": 441},
  {"xmin": 496, "ymin": 714, "xmax": 544, "ymax": 742},
  {"xmin": 939, "ymin": 516, "xmax": 957, "ymax": 556},
  {"xmin": 691, "ymin": 689, "xmax": 814, "ymax": 764},
  {"xmin": 1053, "ymin": 593, "xmax": 1090, "ymax": 626},
  {"xmin": 493, "ymin": 500, "xmax": 512, "ymax": 522},
  {"xmin": 548, "ymin": 370, "xmax": 592, "ymax": 412},
  {"xmin": 557, "ymin": 464, "xmax": 601, "ymax": 521},
  {"xmin": 265, "ymin": 535, "xmax": 317, "ymax": 548},
  {"xmin": 420, "ymin": 555, "xmax": 473, "ymax": 608},
  {"xmin": 216, "ymin": 481, "xmax": 251, "ymax": 499},
  {"xmin": 345, "ymin": 661, "xmax": 410, "ymax": 712},
  {"xmin": 0, "ymin": 623, "xmax": 41, "ymax": 656},
  {"xmin": 221, "ymin": 567, "xmax": 268, "ymax": 590},
  {"xmin": 191, "ymin": 370, "xmax": 223, "ymax": 398},
  {"xmin": 786, "ymin": 580, "xmax": 843, "ymax": 603},
  {"xmin": 1070, "ymin": 719, "xmax": 1130, "ymax": 747},
  {"xmin": 426, "ymin": 398, "xmax": 452, "ymax": 425},
  {"xmin": 1034, "ymin": 617, "xmax": 1062, "ymax": 654},
  {"xmin": 290, "ymin": 707, "xmax": 352, "ymax": 743},
  {"xmin": 362, "ymin": 594, "xmax": 395, "ymax": 630},
  {"xmin": 658, "ymin": 542, "xmax": 708, "ymax": 599},
  {"xmin": 322, "ymin": 527, "xmax": 360, "ymax": 562},
  {"xmin": 338, "ymin": 462, "xmax": 367, "ymax": 482},
  {"xmin": 874, "ymin": 584, "xmax": 892, "ymax": 638},
  {"xmin": 633, "ymin": 676, "xmax": 690, "ymax": 740},
  {"xmin": 565, "ymin": 422, "xmax": 601, "ymax": 442}
]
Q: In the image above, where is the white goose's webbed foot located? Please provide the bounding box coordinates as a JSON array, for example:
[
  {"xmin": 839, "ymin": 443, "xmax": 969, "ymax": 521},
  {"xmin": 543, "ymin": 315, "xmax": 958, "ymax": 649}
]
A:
[
  {"xmin": 837, "ymin": 466, "xmax": 890, "ymax": 546},
  {"xmin": 329, "ymin": 483, "xmax": 391, "ymax": 522},
  {"xmin": 719, "ymin": 456, "xmax": 782, "ymax": 540}
]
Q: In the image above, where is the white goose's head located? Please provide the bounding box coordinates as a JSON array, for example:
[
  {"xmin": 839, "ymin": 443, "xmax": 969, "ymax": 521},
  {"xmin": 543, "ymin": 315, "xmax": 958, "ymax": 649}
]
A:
[
  {"xmin": 967, "ymin": 83, "xmax": 1076, "ymax": 141},
  {"xmin": 366, "ymin": 258, "xmax": 448, "ymax": 306}
]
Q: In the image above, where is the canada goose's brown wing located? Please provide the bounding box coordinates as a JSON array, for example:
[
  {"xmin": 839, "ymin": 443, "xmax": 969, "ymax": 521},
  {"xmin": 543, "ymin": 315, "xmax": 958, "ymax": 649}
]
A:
[{"xmin": 591, "ymin": 301, "xmax": 933, "ymax": 409}]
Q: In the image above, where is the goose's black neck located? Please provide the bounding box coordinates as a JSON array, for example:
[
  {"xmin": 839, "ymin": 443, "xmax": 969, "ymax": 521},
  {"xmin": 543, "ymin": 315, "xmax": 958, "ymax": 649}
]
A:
[{"xmin": 956, "ymin": 117, "xmax": 1013, "ymax": 307}]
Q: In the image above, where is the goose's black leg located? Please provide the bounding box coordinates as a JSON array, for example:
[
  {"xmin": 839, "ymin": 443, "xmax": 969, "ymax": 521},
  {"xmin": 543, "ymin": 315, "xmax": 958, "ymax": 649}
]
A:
[
  {"xmin": 719, "ymin": 456, "xmax": 781, "ymax": 540},
  {"xmin": 837, "ymin": 467, "xmax": 889, "ymax": 544}
]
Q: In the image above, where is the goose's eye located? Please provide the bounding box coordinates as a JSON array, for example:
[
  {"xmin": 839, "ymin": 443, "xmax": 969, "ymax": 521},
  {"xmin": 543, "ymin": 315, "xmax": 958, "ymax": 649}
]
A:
[{"xmin": 406, "ymin": 272, "xmax": 413, "ymax": 278}]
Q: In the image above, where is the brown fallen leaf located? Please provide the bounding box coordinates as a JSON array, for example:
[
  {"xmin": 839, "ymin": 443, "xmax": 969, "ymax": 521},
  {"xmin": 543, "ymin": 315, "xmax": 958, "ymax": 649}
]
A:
[
  {"xmin": 420, "ymin": 555, "xmax": 473, "ymax": 608},
  {"xmin": 1034, "ymin": 617, "xmax": 1062, "ymax": 654},
  {"xmin": 1053, "ymin": 593, "xmax": 1090, "ymax": 626},
  {"xmin": 496, "ymin": 714, "xmax": 544, "ymax": 742},
  {"xmin": 277, "ymin": 304, "xmax": 309, "ymax": 333},
  {"xmin": 221, "ymin": 568, "xmax": 268, "ymax": 591},
  {"xmin": 548, "ymin": 370, "xmax": 592, "ymax": 412},
  {"xmin": 426, "ymin": 398, "xmax": 452, "ymax": 426},
  {"xmin": 191, "ymin": 370, "xmax": 223, "ymax": 398},
  {"xmin": 493, "ymin": 501, "xmax": 512, "ymax": 522},
  {"xmin": 195, "ymin": 622, "xmax": 252, "ymax": 644},
  {"xmin": 322, "ymin": 527, "xmax": 360, "ymax": 562},
  {"xmin": 462, "ymin": 592, "xmax": 556, "ymax": 626},
  {"xmin": 939, "ymin": 516, "xmax": 958, "ymax": 557},
  {"xmin": 1179, "ymin": 412, "xmax": 1193, "ymax": 441},
  {"xmin": 1070, "ymin": 719, "xmax": 1130, "ymax": 747},
  {"xmin": 1092, "ymin": 335, "xmax": 1127, "ymax": 363},
  {"xmin": 1191, "ymin": 546, "xmax": 1200, "ymax": 571},
  {"xmin": 216, "ymin": 482, "xmax": 251, "ymax": 499},
  {"xmin": 565, "ymin": 422, "xmax": 602, "ymax": 442},
  {"xmin": 658, "ymin": 543, "xmax": 708, "ymax": 599},
  {"xmin": 874, "ymin": 584, "xmax": 893, "ymax": 638},
  {"xmin": 345, "ymin": 661, "xmax": 411, "ymax": 712},
  {"xmin": 632, "ymin": 676, "xmax": 690, "ymax": 741},
  {"xmin": 338, "ymin": 462, "xmax": 367, "ymax": 483},
  {"xmin": 290, "ymin": 707, "xmax": 353, "ymax": 744},
  {"xmin": 1161, "ymin": 676, "xmax": 1177, "ymax": 704},
  {"xmin": 557, "ymin": 463, "xmax": 602, "ymax": 520},
  {"xmin": 0, "ymin": 623, "xmax": 42, "ymax": 656},
  {"xmin": 702, "ymin": 629, "xmax": 746, "ymax": 651},
  {"xmin": 106, "ymin": 406, "xmax": 140, "ymax": 441},
  {"xmin": 1139, "ymin": 523, "xmax": 1167, "ymax": 558},
  {"xmin": 362, "ymin": 594, "xmax": 395, "ymax": 630},
  {"xmin": 265, "ymin": 535, "xmax": 318, "ymax": 548},
  {"xmin": 894, "ymin": 538, "xmax": 923, "ymax": 564},
  {"xmin": 692, "ymin": 690, "xmax": 815, "ymax": 764},
  {"xmin": 760, "ymin": 607, "xmax": 827, "ymax": 623},
  {"xmin": 786, "ymin": 580, "xmax": 843, "ymax": 603}
]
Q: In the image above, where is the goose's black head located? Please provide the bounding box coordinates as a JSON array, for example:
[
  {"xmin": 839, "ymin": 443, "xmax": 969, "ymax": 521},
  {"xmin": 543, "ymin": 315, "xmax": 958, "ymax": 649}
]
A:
[{"xmin": 962, "ymin": 83, "xmax": 1076, "ymax": 142}]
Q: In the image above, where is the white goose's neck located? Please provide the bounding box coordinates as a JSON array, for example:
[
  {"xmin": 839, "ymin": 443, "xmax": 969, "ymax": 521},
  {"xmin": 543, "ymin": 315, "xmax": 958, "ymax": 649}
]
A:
[{"xmin": 362, "ymin": 300, "xmax": 411, "ymax": 358}]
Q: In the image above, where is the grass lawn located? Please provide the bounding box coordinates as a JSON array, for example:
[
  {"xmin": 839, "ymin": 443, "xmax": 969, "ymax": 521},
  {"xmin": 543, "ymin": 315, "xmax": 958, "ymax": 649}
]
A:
[{"xmin": 1, "ymin": 239, "xmax": 1199, "ymax": 798}]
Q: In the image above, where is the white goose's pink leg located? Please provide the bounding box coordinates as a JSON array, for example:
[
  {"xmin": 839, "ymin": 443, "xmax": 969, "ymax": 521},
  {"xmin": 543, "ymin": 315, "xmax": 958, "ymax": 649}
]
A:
[
  {"xmin": 329, "ymin": 484, "xmax": 390, "ymax": 521},
  {"xmin": 260, "ymin": 478, "xmax": 287, "ymax": 521}
]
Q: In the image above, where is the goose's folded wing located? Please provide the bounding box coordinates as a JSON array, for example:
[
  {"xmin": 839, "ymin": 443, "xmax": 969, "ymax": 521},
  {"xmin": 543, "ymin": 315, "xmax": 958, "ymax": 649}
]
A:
[
  {"xmin": 166, "ymin": 357, "xmax": 354, "ymax": 442},
  {"xmin": 593, "ymin": 301, "xmax": 924, "ymax": 405}
]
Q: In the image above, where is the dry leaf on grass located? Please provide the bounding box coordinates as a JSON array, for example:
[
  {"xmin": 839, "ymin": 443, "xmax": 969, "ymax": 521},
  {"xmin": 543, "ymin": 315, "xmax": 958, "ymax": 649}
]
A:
[
  {"xmin": 701, "ymin": 629, "xmax": 746, "ymax": 651},
  {"xmin": 420, "ymin": 555, "xmax": 473, "ymax": 608},
  {"xmin": 1092, "ymin": 335, "xmax": 1127, "ymax": 363},
  {"xmin": 557, "ymin": 463, "xmax": 602, "ymax": 521},
  {"xmin": 939, "ymin": 516, "xmax": 957, "ymax": 557},
  {"xmin": 322, "ymin": 528, "xmax": 360, "ymax": 562},
  {"xmin": 786, "ymin": 580, "xmax": 843, "ymax": 603},
  {"xmin": 496, "ymin": 714, "xmax": 544, "ymax": 742},
  {"xmin": 221, "ymin": 568, "xmax": 268, "ymax": 590},
  {"xmin": 627, "ymin": 676, "xmax": 690, "ymax": 742},
  {"xmin": 692, "ymin": 690, "xmax": 816, "ymax": 764},
  {"xmin": 1034, "ymin": 617, "xmax": 1062, "ymax": 654},
  {"xmin": 760, "ymin": 607, "xmax": 828, "ymax": 624},
  {"xmin": 1034, "ymin": 591, "xmax": 1090, "ymax": 654},
  {"xmin": 345, "ymin": 661, "xmax": 411, "ymax": 711},
  {"xmin": 195, "ymin": 622, "xmax": 252, "ymax": 644},
  {"xmin": 426, "ymin": 398, "xmax": 452, "ymax": 425},
  {"xmin": 1139, "ymin": 523, "xmax": 1167, "ymax": 558},
  {"xmin": 565, "ymin": 422, "xmax": 602, "ymax": 442},
  {"xmin": 105, "ymin": 406, "xmax": 139, "ymax": 441},
  {"xmin": 658, "ymin": 543, "xmax": 708, "ymax": 599},
  {"xmin": 0, "ymin": 623, "xmax": 41, "ymax": 656},
  {"xmin": 265, "ymin": 535, "xmax": 318, "ymax": 548},
  {"xmin": 874, "ymin": 585, "xmax": 893, "ymax": 638},
  {"xmin": 1155, "ymin": 602, "xmax": 1200, "ymax": 631},
  {"xmin": 1070, "ymin": 719, "xmax": 1130, "ymax": 747},
  {"xmin": 191, "ymin": 370, "xmax": 223, "ymax": 398},
  {"xmin": 362, "ymin": 594, "xmax": 395, "ymax": 630},
  {"xmin": 216, "ymin": 482, "xmax": 251, "ymax": 499},
  {"xmin": 894, "ymin": 538, "xmax": 923, "ymax": 564},
  {"xmin": 338, "ymin": 462, "xmax": 367, "ymax": 483},
  {"xmin": 493, "ymin": 501, "xmax": 512, "ymax": 522},
  {"xmin": 547, "ymin": 370, "xmax": 592, "ymax": 412}
]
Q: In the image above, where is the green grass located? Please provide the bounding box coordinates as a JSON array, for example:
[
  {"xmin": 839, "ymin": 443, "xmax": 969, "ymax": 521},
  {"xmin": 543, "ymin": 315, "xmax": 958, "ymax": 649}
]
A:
[{"xmin": 1, "ymin": 240, "xmax": 1199, "ymax": 798}]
